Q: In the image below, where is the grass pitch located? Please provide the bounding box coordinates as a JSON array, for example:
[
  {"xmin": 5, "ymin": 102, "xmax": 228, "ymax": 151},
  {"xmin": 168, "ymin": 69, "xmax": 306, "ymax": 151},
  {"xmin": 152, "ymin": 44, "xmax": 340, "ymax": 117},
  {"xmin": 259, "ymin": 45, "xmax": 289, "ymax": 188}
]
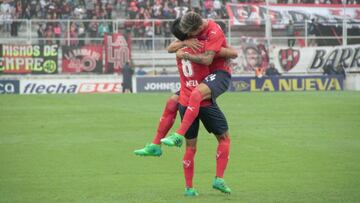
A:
[{"xmin": 0, "ymin": 92, "xmax": 360, "ymax": 203}]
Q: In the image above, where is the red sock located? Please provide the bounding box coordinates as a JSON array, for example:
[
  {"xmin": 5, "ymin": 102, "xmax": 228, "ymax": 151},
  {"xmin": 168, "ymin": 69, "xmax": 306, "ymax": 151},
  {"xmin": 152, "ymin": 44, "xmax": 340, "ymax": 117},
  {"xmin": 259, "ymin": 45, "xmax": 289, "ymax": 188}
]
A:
[
  {"xmin": 216, "ymin": 136, "xmax": 230, "ymax": 178},
  {"xmin": 176, "ymin": 89, "xmax": 202, "ymax": 136},
  {"xmin": 183, "ymin": 147, "xmax": 196, "ymax": 188},
  {"xmin": 152, "ymin": 98, "xmax": 178, "ymax": 144}
]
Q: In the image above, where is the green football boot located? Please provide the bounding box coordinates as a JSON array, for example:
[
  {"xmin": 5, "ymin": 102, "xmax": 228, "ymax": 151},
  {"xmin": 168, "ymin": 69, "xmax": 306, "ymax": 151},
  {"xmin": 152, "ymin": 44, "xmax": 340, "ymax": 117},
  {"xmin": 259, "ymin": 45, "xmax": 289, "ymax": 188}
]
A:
[
  {"xmin": 184, "ymin": 188, "xmax": 199, "ymax": 196},
  {"xmin": 134, "ymin": 143, "xmax": 162, "ymax": 157},
  {"xmin": 212, "ymin": 177, "xmax": 231, "ymax": 194},
  {"xmin": 160, "ymin": 132, "xmax": 184, "ymax": 147}
]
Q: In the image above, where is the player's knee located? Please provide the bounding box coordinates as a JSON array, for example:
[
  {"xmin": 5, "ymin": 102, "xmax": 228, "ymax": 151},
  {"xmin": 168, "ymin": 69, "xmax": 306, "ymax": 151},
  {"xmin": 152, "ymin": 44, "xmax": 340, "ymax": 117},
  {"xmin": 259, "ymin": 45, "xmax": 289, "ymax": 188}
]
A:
[
  {"xmin": 189, "ymin": 89, "xmax": 203, "ymax": 102},
  {"xmin": 169, "ymin": 94, "xmax": 179, "ymax": 102},
  {"xmin": 215, "ymin": 131, "xmax": 230, "ymax": 144},
  {"xmin": 185, "ymin": 138, "xmax": 197, "ymax": 149},
  {"xmin": 196, "ymin": 83, "xmax": 211, "ymax": 100}
]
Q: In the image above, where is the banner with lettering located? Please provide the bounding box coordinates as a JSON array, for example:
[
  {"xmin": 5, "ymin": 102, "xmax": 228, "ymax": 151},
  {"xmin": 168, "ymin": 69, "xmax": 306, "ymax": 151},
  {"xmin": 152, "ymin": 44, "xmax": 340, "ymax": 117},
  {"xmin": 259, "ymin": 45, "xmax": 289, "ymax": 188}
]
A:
[
  {"xmin": 104, "ymin": 33, "xmax": 131, "ymax": 73},
  {"xmin": 0, "ymin": 44, "xmax": 59, "ymax": 74},
  {"xmin": 230, "ymin": 75, "xmax": 344, "ymax": 92},
  {"xmin": 135, "ymin": 76, "xmax": 180, "ymax": 93},
  {"xmin": 62, "ymin": 45, "xmax": 103, "ymax": 73},
  {"xmin": 226, "ymin": 3, "xmax": 360, "ymax": 28},
  {"xmin": 135, "ymin": 75, "xmax": 343, "ymax": 93},
  {"xmin": 273, "ymin": 45, "xmax": 360, "ymax": 74}
]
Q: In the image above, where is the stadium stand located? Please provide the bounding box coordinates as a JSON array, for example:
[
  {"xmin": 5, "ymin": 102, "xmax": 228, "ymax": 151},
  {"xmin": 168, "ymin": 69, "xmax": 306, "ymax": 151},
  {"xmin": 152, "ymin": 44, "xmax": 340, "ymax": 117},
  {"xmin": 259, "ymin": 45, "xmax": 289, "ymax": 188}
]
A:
[{"xmin": 0, "ymin": 0, "xmax": 359, "ymax": 76}]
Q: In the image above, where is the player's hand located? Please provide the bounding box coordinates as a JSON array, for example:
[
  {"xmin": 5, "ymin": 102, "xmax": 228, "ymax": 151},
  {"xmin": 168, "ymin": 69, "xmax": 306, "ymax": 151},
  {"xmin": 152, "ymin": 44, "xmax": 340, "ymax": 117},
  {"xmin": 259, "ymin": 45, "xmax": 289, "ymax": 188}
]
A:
[
  {"xmin": 183, "ymin": 39, "xmax": 203, "ymax": 52},
  {"xmin": 176, "ymin": 49, "xmax": 185, "ymax": 59}
]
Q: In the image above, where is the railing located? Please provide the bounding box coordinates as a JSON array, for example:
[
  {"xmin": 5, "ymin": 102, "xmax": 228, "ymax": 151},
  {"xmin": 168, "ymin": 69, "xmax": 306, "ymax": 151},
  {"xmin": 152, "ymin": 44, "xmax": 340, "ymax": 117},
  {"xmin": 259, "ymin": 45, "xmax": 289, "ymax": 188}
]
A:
[
  {"xmin": 0, "ymin": 18, "xmax": 359, "ymax": 74},
  {"xmin": 1, "ymin": 18, "xmax": 359, "ymax": 47}
]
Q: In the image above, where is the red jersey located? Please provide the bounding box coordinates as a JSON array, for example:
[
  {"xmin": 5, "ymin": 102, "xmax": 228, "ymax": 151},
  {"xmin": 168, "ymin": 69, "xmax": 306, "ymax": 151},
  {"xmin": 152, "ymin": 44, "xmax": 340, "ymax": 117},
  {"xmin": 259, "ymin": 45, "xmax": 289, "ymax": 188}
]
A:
[
  {"xmin": 196, "ymin": 20, "xmax": 231, "ymax": 74},
  {"xmin": 176, "ymin": 47, "xmax": 211, "ymax": 107}
]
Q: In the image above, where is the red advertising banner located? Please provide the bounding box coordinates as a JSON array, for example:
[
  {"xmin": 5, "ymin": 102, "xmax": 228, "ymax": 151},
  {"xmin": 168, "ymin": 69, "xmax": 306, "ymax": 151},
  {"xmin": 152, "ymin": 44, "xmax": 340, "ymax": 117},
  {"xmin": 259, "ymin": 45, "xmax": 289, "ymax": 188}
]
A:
[
  {"xmin": 104, "ymin": 33, "xmax": 131, "ymax": 73},
  {"xmin": 62, "ymin": 45, "xmax": 103, "ymax": 73}
]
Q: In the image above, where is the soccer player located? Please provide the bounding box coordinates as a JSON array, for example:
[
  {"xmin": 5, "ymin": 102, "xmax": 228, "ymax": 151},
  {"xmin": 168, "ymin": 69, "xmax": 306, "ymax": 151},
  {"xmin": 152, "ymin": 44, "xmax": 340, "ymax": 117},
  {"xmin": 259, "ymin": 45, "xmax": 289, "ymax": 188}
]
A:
[
  {"xmin": 136, "ymin": 18, "xmax": 233, "ymax": 196},
  {"xmin": 176, "ymin": 45, "xmax": 232, "ymax": 196},
  {"xmin": 161, "ymin": 12, "xmax": 232, "ymax": 150},
  {"xmin": 171, "ymin": 19, "xmax": 232, "ymax": 195},
  {"xmin": 134, "ymin": 17, "xmax": 236, "ymax": 157}
]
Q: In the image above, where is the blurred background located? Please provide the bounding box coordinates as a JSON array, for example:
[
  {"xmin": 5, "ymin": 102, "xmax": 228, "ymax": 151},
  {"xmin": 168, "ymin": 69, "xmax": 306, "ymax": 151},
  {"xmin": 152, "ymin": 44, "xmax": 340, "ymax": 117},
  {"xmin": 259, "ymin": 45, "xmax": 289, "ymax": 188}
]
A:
[{"xmin": 0, "ymin": 0, "xmax": 359, "ymax": 94}]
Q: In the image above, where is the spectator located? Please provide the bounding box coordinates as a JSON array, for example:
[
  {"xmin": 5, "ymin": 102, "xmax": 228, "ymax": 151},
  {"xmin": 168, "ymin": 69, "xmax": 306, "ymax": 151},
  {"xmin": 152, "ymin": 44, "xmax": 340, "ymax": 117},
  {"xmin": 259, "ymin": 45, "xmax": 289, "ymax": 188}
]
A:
[
  {"xmin": 98, "ymin": 22, "xmax": 110, "ymax": 38},
  {"xmin": 323, "ymin": 61, "xmax": 336, "ymax": 75},
  {"xmin": 136, "ymin": 67, "xmax": 147, "ymax": 75},
  {"xmin": 105, "ymin": 3, "xmax": 112, "ymax": 19},
  {"xmin": 307, "ymin": 18, "xmax": 317, "ymax": 46},
  {"xmin": 67, "ymin": 23, "xmax": 78, "ymax": 46},
  {"xmin": 145, "ymin": 25, "xmax": 154, "ymax": 50},
  {"xmin": 3, "ymin": 8, "xmax": 12, "ymax": 34},
  {"xmin": 204, "ymin": 0, "xmax": 213, "ymax": 17},
  {"xmin": 37, "ymin": 24, "xmax": 45, "ymax": 45},
  {"xmin": 54, "ymin": 22, "xmax": 62, "ymax": 45},
  {"xmin": 213, "ymin": 0, "xmax": 223, "ymax": 16},
  {"xmin": 45, "ymin": 24, "xmax": 55, "ymax": 44},
  {"xmin": 164, "ymin": 22, "xmax": 172, "ymax": 48},
  {"xmin": 287, "ymin": 20, "xmax": 295, "ymax": 47},
  {"xmin": 153, "ymin": 1, "xmax": 163, "ymax": 19},
  {"xmin": 160, "ymin": 68, "xmax": 168, "ymax": 75},
  {"xmin": 62, "ymin": 2, "xmax": 71, "ymax": 19},
  {"xmin": 190, "ymin": 0, "xmax": 201, "ymax": 13},
  {"xmin": 10, "ymin": 2, "xmax": 20, "ymax": 37},
  {"xmin": 122, "ymin": 62, "xmax": 134, "ymax": 93},
  {"xmin": 137, "ymin": 25, "xmax": 146, "ymax": 50},
  {"xmin": 255, "ymin": 67, "xmax": 265, "ymax": 78},
  {"xmin": 162, "ymin": 2, "xmax": 175, "ymax": 19},
  {"xmin": 84, "ymin": 0, "xmax": 96, "ymax": 19},
  {"xmin": 265, "ymin": 63, "xmax": 281, "ymax": 77},
  {"xmin": 174, "ymin": 6, "xmax": 188, "ymax": 18},
  {"xmin": 88, "ymin": 16, "xmax": 98, "ymax": 43},
  {"xmin": 78, "ymin": 22, "xmax": 86, "ymax": 46}
]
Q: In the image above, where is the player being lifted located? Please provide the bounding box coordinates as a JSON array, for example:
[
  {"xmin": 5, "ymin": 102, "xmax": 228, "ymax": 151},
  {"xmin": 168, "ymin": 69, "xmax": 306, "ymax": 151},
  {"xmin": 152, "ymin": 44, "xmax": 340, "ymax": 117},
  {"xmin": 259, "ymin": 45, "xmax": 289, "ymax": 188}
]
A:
[{"xmin": 134, "ymin": 13, "xmax": 235, "ymax": 157}]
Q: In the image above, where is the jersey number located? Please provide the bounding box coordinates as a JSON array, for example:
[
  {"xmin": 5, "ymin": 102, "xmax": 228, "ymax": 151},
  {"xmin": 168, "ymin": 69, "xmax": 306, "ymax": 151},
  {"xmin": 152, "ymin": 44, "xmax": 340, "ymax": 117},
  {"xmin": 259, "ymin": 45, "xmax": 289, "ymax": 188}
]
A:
[{"xmin": 181, "ymin": 59, "xmax": 193, "ymax": 77}]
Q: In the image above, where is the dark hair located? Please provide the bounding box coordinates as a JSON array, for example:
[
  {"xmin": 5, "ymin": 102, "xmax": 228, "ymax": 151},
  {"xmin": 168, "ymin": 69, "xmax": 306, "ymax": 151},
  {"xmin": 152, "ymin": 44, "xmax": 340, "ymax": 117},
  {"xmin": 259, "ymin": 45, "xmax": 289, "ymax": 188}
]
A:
[
  {"xmin": 180, "ymin": 12, "xmax": 202, "ymax": 34},
  {"xmin": 171, "ymin": 18, "xmax": 188, "ymax": 41}
]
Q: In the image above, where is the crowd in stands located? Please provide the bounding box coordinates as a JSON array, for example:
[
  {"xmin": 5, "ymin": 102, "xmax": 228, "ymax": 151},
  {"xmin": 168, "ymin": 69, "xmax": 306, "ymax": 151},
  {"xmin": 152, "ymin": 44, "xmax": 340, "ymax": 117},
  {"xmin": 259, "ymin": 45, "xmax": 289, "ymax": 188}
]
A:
[{"xmin": 0, "ymin": 0, "xmax": 358, "ymax": 46}]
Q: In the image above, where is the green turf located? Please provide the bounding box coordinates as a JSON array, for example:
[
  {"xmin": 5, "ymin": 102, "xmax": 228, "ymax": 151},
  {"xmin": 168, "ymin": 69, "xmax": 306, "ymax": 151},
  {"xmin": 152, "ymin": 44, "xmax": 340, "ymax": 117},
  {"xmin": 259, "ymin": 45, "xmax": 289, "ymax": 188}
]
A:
[{"xmin": 0, "ymin": 92, "xmax": 360, "ymax": 203}]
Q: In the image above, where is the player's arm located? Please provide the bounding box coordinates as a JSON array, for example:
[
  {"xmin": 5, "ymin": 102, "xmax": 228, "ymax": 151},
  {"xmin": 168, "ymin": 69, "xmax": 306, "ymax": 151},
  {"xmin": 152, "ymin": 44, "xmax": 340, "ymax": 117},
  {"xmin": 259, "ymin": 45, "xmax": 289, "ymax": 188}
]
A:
[
  {"xmin": 177, "ymin": 50, "xmax": 216, "ymax": 66},
  {"xmin": 167, "ymin": 38, "xmax": 203, "ymax": 53},
  {"xmin": 218, "ymin": 47, "xmax": 238, "ymax": 59}
]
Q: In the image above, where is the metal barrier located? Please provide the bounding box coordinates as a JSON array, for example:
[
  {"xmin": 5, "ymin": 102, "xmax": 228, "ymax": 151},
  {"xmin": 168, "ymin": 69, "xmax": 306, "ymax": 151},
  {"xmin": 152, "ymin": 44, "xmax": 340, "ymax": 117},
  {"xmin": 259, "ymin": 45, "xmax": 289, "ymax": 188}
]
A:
[
  {"xmin": 1, "ymin": 18, "xmax": 359, "ymax": 46},
  {"xmin": 0, "ymin": 18, "xmax": 359, "ymax": 74}
]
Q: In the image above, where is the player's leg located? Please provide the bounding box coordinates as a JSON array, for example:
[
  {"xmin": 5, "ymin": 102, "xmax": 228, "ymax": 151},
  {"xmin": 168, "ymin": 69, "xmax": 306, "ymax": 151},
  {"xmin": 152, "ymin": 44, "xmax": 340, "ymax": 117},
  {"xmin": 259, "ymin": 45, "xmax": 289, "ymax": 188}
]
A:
[
  {"xmin": 178, "ymin": 104, "xmax": 200, "ymax": 196},
  {"xmin": 199, "ymin": 103, "xmax": 232, "ymax": 194},
  {"xmin": 162, "ymin": 70, "xmax": 231, "ymax": 147},
  {"xmin": 161, "ymin": 85, "xmax": 206, "ymax": 147},
  {"xmin": 152, "ymin": 94, "xmax": 179, "ymax": 144},
  {"xmin": 134, "ymin": 94, "xmax": 179, "ymax": 156},
  {"xmin": 183, "ymin": 138, "xmax": 198, "ymax": 196},
  {"xmin": 213, "ymin": 132, "xmax": 231, "ymax": 194}
]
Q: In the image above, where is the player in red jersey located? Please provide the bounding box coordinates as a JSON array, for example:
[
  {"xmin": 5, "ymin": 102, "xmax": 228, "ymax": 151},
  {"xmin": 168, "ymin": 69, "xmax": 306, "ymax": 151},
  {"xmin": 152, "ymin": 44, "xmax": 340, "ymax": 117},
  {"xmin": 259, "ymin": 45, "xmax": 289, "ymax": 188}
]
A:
[
  {"xmin": 171, "ymin": 25, "xmax": 233, "ymax": 195},
  {"xmin": 135, "ymin": 18, "xmax": 235, "ymax": 195},
  {"xmin": 162, "ymin": 11, "xmax": 232, "ymax": 158},
  {"xmin": 134, "ymin": 17, "xmax": 236, "ymax": 157},
  {"xmin": 159, "ymin": 13, "xmax": 234, "ymax": 194},
  {"xmin": 176, "ymin": 45, "xmax": 232, "ymax": 195}
]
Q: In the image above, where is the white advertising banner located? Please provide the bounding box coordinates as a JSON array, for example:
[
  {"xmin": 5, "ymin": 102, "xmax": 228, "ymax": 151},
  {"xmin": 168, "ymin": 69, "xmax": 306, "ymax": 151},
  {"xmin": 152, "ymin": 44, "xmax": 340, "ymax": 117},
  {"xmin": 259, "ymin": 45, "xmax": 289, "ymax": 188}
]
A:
[
  {"xmin": 20, "ymin": 78, "xmax": 123, "ymax": 94},
  {"xmin": 226, "ymin": 3, "xmax": 360, "ymax": 28}
]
